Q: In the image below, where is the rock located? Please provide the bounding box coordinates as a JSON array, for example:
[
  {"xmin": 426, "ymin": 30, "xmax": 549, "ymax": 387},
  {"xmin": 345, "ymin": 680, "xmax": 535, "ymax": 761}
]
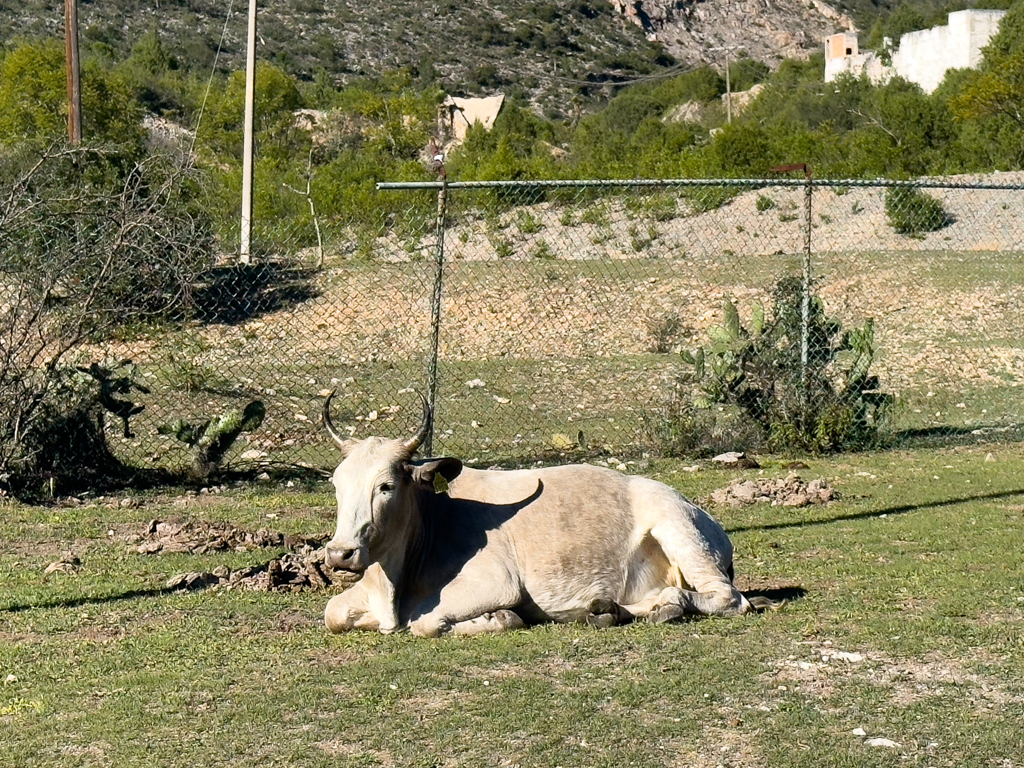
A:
[
  {"xmin": 783, "ymin": 493, "xmax": 810, "ymax": 507},
  {"xmin": 865, "ymin": 738, "xmax": 900, "ymax": 749},
  {"xmin": 711, "ymin": 451, "xmax": 760, "ymax": 469},
  {"xmin": 852, "ymin": 727, "xmax": 867, "ymax": 737}
]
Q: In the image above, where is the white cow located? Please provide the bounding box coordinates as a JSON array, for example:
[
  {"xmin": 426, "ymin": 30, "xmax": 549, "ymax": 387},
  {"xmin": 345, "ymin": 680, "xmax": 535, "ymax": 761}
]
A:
[{"xmin": 321, "ymin": 393, "xmax": 775, "ymax": 636}]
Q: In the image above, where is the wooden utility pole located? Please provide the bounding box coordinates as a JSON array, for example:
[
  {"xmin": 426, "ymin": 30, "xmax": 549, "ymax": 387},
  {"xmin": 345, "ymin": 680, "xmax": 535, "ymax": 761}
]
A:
[
  {"xmin": 240, "ymin": 0, "xmax": 258, "ymax": 265},
  {"xmin": 709, "ymin": 45, "xmax": 744, "ymax": 124},
  {"xmin": 65, "ymin": 0, "xmax": 82, "ymax": 144}
]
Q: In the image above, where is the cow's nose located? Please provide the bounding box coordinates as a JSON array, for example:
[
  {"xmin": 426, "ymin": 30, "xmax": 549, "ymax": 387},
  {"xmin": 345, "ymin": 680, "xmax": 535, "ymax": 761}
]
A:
[{"xmin": 325, "ymin": 545, "xmax": 365, "ymax": 572}]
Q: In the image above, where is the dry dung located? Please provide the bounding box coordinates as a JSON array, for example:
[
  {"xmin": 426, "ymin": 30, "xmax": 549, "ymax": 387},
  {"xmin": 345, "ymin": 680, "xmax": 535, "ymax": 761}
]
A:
[
  {"xmin": 165, "ymin": 546, "xmax": 360, "ymax": 593},
  {"xmin": 135, "ymin": 519, "xmax": 325, "ymax": 555},
  {"xmin": 136, "ymin": 520, "xmax": 360, "ymax": 594}
]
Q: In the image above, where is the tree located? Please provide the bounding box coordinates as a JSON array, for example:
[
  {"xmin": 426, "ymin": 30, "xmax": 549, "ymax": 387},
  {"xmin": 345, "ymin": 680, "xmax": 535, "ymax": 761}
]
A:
[
  {"xmin": 951, "ymin": 2, "xmax": 1024, "ymax": 127},
  {"xmin": 0, "ymin": 40, "xmax": 144, "ymax": 151}
]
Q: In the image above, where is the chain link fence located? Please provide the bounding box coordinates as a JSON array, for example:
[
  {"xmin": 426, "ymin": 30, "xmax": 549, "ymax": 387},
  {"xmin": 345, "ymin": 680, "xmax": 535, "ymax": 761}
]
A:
[{"xmin": 40, "ymin": 174, "xmax": 1024, "ymax": 479}]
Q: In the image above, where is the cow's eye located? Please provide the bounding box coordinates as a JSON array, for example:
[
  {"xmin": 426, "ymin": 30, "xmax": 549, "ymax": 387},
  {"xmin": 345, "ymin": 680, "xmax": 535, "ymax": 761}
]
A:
[{"xmin": 378, "ymin": 482, "xmax": 394, "ymax": 494}]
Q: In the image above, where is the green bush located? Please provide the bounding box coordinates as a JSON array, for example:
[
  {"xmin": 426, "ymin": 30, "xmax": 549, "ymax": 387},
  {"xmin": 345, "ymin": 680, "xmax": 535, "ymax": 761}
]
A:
[{"xmin": 885, "ymin": 186, "xmax": 951, "ymax": 234}]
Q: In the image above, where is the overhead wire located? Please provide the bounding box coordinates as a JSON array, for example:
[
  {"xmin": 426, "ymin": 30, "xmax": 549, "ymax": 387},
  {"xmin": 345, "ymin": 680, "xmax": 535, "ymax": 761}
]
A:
[{"xmin": 188, "ymin": 0, "xmax": 237, "ymax": 159}]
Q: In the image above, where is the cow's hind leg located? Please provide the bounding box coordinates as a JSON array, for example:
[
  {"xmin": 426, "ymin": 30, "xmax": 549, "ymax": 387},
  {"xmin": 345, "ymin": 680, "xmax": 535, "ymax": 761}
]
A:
[
  {"xmin": 648, "ymin": 585, "xmax": 749, "ymax": 622},
  {"xmin": 450, "ymin": 610, "xmax": 526, "ymax": 636},
  {"xmin": 647, "ymin": 516, "xmax": 751, "ymax": 620}
]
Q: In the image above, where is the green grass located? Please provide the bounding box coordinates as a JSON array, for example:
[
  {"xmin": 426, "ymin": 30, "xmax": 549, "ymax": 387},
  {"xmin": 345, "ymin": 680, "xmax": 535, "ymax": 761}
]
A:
[{"xmin": 3, "ymin": 445, "xmax": 1024, "ymax": 766}]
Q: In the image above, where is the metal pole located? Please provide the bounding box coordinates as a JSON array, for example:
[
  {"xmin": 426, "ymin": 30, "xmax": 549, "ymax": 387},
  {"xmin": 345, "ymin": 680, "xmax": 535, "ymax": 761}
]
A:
[
  {"xmin": 425, "ymin": 177, "xmax": 447, "ymax": 457},
  {"xmin": 801, "ymin": 167, "xmax": 813, "ymax": 397},
  {"xmin": 240, "ymin": 0, "xmax": 258, "ymax": 265},
  {"xmin": 65, "ymin": 0, "xmax": 82, "ymax": 144},
  {"xmin": 770, "ymin": 163, "xmax": 813, "ymax": 407}
]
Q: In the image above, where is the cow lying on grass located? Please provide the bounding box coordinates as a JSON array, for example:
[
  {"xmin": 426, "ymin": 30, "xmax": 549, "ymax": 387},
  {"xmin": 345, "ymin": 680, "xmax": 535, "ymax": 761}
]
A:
[{"xmin": 321, "ymin": 393, "xmax": 776, "ymax": 636}]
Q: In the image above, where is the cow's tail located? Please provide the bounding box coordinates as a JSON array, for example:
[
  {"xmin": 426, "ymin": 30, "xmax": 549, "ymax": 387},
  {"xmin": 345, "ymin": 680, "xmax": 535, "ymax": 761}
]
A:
[{"xmin": 744, "ymin": 593, "xmax": 786, "ymax": 613}]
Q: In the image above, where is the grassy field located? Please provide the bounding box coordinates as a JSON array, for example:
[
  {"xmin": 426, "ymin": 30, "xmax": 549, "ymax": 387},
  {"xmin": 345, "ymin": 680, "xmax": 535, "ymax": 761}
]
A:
[{"xmin": 2, "ymin": 444, "xmax": 1023, "ymax": 767}]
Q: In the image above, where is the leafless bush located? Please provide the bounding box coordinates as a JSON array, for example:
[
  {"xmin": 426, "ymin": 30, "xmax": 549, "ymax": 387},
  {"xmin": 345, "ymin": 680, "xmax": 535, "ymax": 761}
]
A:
[{"xmin": 0, "ymin": 143, "xmax": 215, "ymax": 496}]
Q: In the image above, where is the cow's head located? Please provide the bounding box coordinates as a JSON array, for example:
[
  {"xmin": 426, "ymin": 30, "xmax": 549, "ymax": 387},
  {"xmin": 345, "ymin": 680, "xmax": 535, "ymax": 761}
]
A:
[{"xmin": 321, "ymin": 391, "xmax": 462, "ymax": 572}]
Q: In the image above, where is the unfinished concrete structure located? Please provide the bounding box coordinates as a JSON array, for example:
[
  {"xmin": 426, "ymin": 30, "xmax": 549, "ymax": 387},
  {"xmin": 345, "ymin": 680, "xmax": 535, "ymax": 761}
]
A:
[{"xmin": 825, "ymin": 9, "xmax": 1006, "ymax": 93}]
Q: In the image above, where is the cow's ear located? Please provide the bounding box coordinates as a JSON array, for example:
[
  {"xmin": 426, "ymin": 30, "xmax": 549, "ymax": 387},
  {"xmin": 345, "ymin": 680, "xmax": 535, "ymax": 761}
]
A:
[{"xmin": 407, "ymin": 458, "xmax": 463, "ymax": 492}]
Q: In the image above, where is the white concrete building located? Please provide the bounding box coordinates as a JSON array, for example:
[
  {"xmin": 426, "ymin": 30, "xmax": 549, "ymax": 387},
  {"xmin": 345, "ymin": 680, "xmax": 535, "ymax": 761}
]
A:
[{"xmin": 825, "ymin": 9, "xmax": 1006, "ymax": 93}]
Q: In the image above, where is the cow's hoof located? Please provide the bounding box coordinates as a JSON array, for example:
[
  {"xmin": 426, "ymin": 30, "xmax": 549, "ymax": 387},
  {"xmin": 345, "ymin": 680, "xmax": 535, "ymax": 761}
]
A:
[
  {"xmin": 492, "ymin": 610, "xmax": 526, "ymax": 630},
  {"xmin": 586, "ymin": 598, "xmax": 622, "ymax": 629},
  {"xmin": 586, "ymin": 612, "xmax": 618, "ymax": 629},
  {"xmin": 651, "ymin": 603, "xmax": 686, "ymax": 624}
]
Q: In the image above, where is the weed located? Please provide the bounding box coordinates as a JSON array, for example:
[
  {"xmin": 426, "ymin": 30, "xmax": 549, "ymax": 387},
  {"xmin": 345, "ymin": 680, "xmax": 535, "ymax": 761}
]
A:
[
  {"xmin": 580, "ymin": 203, "xmax": 610, "ymax": 227},
  {"xmin": 489, "ymin": 235, "xmax": 514, "ymax": 259},
  {"xmin": 756, "ymin": 194, "xmax": 776, "ymax": 212},
  {"xmin": 646, "ymin": 312, "xmax": 689, "ymax": 354},
  {"xmin": 531, "ymin": 239, "xmax": 555, "ymax": 259},
  {"xmin": 517, "ymin": 210, "xmax": 543, "ymax": 235}
]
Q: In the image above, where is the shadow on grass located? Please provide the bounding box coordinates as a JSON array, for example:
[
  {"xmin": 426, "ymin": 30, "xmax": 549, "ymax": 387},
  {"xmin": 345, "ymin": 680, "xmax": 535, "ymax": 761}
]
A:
[
  {"xmin": 1, "ymin": 585, "xmax": 181, "ymax": 614},
  {"xmin": 728, "ymin": 488, "xmax": 1024, "ymax": 535},
  {"xmin": 744, "ymin": 586, "xmax": 807, "ymax": 607}
]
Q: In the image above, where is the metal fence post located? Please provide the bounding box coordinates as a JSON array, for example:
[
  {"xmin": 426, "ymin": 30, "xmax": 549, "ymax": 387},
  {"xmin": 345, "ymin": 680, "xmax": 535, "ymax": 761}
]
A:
[
  {"xmin": 425, "ymin": 177, "xmax": 447, "ymax": 456},
  {"xmin": 769, "ymin": 164, "xmax": 814, "ymax": 408},
  {"xmin": 801, "ymin": 167, "xmax": 813, "ymax": 398}
]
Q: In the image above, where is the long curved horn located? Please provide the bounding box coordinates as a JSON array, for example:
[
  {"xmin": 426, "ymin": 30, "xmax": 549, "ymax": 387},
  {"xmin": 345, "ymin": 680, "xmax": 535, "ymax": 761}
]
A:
[
  {"xmin": 401, "ymin": 392, "xmax": 432, "ymax": 456},
  {"xmin": 322, "ymin": 390, "xmax": 356, "ymax": 455}
]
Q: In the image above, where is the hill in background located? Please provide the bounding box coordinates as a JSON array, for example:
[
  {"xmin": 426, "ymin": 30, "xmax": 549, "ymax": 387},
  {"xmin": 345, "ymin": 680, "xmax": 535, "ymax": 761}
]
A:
[{"xmin": 0, "ymin": 0, "xmax": 858, "ymax": 116}]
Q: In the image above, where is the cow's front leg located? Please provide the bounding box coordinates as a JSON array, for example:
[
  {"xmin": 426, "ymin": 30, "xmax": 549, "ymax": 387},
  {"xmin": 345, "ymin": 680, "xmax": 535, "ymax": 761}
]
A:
[
  {"xmin": 325, "ymin": 586, "xmax": 378, "ymax": 633},
  {"xmin": 324, "ymin": 564, "xmax": 400, "ymax": 634},
  {"xmin": 408, "ymin": 556, "xmax": 522, "ymax": 637}
]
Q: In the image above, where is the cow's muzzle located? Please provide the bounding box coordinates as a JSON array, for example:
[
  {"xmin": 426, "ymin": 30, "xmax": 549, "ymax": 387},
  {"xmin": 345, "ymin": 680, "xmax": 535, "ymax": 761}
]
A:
[{"xmin": 324, "ymin": 543, "xmax": 369, "ymax": 572}]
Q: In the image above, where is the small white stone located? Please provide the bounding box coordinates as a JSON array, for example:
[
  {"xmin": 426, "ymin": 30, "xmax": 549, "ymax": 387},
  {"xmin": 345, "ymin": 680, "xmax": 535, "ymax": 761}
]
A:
[
  {"xmin": 866, "ymin": 738, "xmax": 900, "ymax": 749},
  {"xmin": 852, "ymin": 728, "xmax": 867, "ymax": 737}
]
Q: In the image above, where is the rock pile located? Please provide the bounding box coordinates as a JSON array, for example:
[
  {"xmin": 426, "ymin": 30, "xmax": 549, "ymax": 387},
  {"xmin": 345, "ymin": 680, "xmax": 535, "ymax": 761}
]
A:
[{"xmin": 709, "ymin": 474, "xmax": 837, "ymax": 508}]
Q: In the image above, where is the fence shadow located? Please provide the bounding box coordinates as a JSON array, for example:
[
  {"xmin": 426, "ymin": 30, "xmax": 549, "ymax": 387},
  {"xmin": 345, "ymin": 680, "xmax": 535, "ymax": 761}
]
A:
[
  {"xmin": 190, "ymin": 262, "xmax": 320, "ymax": 325},
  {"xmin": 1, "ymin": 585, "xmax": 181, "ymax": 614},
  {"xmin": 728, "ymin": 488, "xmax": 1024, "ymax": 535}
]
